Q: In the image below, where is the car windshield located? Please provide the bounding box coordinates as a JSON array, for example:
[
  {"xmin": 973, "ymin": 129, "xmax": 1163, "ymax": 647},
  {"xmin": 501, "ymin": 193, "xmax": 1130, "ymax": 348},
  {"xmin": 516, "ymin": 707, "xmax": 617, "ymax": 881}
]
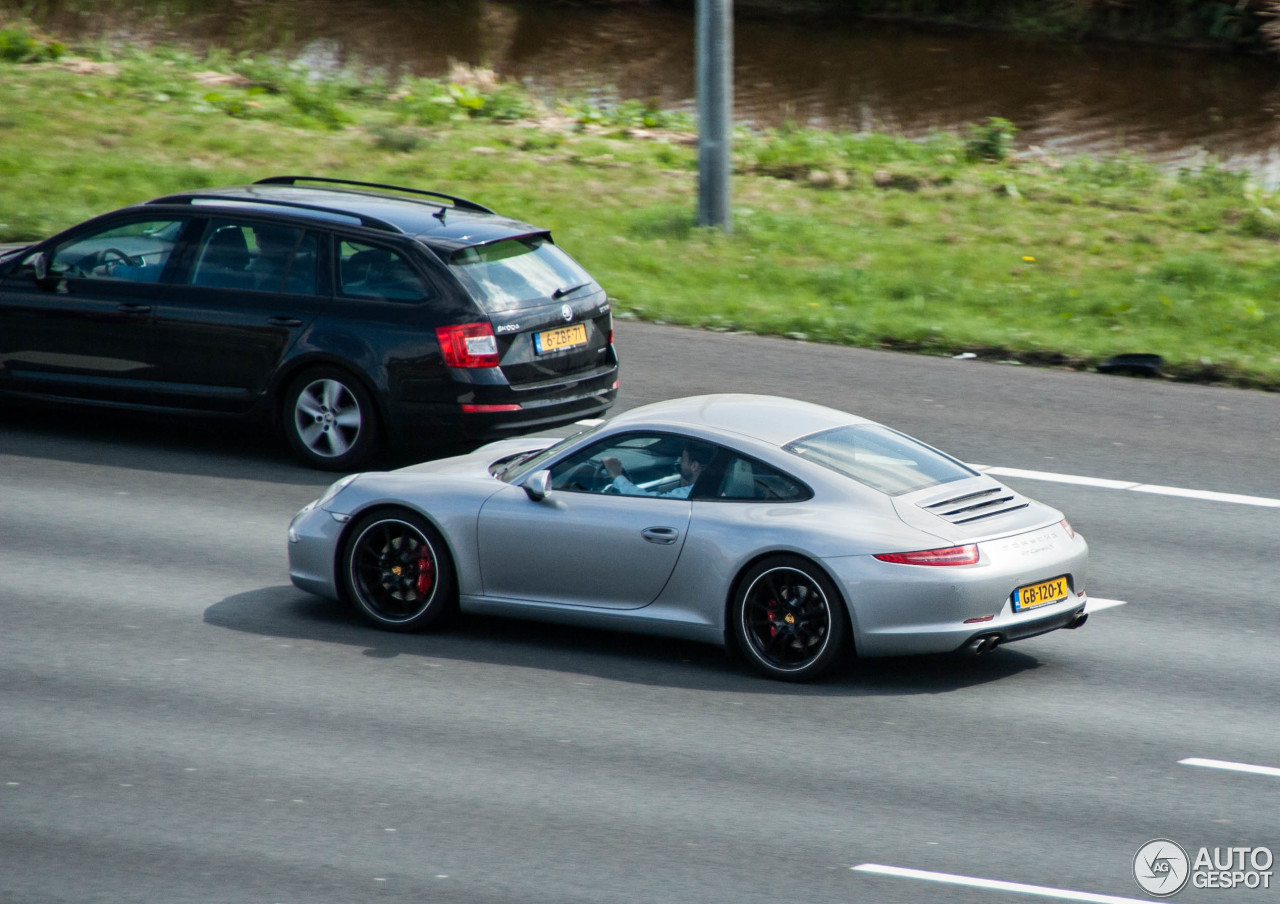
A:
[
  {"xmin": 784, "ymin": 424, "xmax": 976, "ymax": 496},
  {"xmin": 493, "ymin": 422, "xmax": 605, "ymax": 483},
  {"xmin": 448, "ymin": 236, "xmax": 596, "ymax": 313}
]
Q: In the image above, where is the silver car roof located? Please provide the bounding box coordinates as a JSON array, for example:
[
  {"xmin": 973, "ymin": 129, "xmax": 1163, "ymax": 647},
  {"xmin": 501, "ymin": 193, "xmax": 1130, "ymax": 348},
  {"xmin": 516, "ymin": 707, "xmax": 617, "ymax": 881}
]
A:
[{"xmin": 605, "ymin": 394, "xmax": 872, "ymax": 448}]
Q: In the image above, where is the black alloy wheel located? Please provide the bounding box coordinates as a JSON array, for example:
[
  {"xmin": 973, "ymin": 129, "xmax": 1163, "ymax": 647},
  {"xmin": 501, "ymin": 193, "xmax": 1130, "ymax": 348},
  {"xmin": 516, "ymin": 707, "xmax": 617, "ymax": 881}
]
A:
[
  {"xmin": 341, "ymin": 510, "xmax": 456, "ymax": 631},
  {"xmin": 283, "ymin": 367, "xmax": 380, "ymax": 470},
  {"xmin": 731, "ymin": 555, "xmax": 848, "ymax": 681}
]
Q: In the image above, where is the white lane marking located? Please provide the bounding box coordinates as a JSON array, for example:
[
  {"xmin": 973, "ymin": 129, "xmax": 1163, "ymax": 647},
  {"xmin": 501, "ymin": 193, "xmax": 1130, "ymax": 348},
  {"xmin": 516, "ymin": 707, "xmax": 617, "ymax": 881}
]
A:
[
  {"xmin": 1180, "ymin": 757, "xmax": 1280, "ymax": 778},
  {"xmin": 1084, "ymin": 597, "xmax": 1126, "ymax": 614},
  {"xmin": 852, "ymin": 864, "xmax": 1151, "ymax": 904},
  {"xmin": 978, "ymin": 466, "xmax": 1139, "ymax": 491},
  {"xmin": 975, "ymin": 466, "xmax": 1280, "ymax": 509},
  {"xmin": 1130, "ymin": 484, "xmax": 1280, "ymax": 507}
]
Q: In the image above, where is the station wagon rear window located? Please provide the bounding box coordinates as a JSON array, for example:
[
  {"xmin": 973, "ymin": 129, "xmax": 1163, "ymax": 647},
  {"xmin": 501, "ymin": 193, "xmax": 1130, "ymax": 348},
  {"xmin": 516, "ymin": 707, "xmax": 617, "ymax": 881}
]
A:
[
  {"xmin": 784, "ymin": 425, "xmax": 976, "ymax": 496},
  {"xmin": 448, "ymin": 235, "xmax": 596, "ymax": 313}
]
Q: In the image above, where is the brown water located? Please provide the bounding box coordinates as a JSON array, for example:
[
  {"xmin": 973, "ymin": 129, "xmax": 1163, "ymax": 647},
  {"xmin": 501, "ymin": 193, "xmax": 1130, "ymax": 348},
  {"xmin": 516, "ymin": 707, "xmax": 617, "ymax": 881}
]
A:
[{"xmin": 32, "ymin": 0, "xmax": 1280, "ymax": 183}]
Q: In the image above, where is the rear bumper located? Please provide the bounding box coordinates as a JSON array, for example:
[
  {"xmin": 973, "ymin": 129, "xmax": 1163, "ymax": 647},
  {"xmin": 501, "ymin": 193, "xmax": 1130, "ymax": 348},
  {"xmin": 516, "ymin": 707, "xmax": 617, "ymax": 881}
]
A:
[
  {"xmin": 848, "ymin": 593, "xmax": 1088, "ymax": 657},
  {"xmin": 823, "ymin": 526, "xmax": 1090, "ymax": 657},
  {"xmin": 384, "ymin": 368, "xmax": 617, "ymax": 449}
]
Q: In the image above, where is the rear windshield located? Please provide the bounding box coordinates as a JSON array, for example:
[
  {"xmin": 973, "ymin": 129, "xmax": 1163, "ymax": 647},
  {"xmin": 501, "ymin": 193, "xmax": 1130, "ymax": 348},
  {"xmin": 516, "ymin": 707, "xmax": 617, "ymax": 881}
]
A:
[
  {"xmin": 448, "ymin": 235, "xmax": 596, "ymax": 313},
  {"xmin": 784, "ymin": 424, "xmax": 976, "ymax": 496}
]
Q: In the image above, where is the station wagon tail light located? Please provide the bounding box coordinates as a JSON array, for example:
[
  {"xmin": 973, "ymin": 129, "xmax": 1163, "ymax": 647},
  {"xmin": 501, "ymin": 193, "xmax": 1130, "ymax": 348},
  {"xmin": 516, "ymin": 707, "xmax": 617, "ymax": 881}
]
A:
[
  {"xmin": 874, "ymin": 544, "xmax": 979, "ymax": 566},
  {"xmin": 437, "ymin": 323, "xmax": 500, "ymax": 368},
  {"xmin": 1060, "ymin": 518, "xmax": 1075, "ymax": 539}
]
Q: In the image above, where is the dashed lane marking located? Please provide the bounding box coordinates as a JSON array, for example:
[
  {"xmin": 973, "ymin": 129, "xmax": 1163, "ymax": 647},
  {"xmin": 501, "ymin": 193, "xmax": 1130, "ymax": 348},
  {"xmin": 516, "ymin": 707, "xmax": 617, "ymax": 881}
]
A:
[
  {"xmin": 852, "ymin": 864, "xmax": 1152, "ymax": 904},
  {"xmin": 1180, "ymin": 757, "xmax": 1280, "ymax": 778}
]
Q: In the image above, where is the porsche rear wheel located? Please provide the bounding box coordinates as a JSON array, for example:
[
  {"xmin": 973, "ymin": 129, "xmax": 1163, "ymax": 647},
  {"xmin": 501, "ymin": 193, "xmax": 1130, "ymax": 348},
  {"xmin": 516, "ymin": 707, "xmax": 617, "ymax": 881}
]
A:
[
  {"xmin": 341, "ymin": 510, "xmax": 456, "ymax": 631},
  {"xmin": 731, "ymin": 556, "xmax": 848, "ymax": 682}
]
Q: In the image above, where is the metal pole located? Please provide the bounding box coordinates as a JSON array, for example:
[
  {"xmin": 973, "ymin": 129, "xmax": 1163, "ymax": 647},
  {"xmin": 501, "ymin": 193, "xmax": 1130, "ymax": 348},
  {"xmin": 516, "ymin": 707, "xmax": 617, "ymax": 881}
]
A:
[{"xmin": 696, "ymin": 0, "xmax": 732, "ymax": 231}]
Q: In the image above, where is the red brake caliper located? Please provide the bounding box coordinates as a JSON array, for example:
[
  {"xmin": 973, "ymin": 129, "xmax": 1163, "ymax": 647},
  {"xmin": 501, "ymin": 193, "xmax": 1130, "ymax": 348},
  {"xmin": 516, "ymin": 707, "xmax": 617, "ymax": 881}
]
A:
[
  {"xmin": 767, "ymin": 597, "xmax": 780, "ymax": 638},
  {"xmin": 415, "ymin": 552, "xmax": 434, "ymax": 596}
]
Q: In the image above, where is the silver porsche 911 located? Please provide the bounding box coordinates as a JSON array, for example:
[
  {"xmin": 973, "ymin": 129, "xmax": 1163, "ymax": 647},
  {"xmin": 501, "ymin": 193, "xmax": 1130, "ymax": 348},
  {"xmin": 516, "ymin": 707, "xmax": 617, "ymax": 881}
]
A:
[{"xmin": 288, "ymin": 394, "xmax": 1089, "ymax": 681}]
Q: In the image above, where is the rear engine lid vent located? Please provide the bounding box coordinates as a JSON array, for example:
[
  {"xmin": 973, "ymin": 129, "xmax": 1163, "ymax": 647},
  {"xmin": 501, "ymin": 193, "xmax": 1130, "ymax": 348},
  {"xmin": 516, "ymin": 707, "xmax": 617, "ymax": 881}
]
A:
[{"xmin": 919, "ymin": 483, "xmax": 1030, "ymax": 525}]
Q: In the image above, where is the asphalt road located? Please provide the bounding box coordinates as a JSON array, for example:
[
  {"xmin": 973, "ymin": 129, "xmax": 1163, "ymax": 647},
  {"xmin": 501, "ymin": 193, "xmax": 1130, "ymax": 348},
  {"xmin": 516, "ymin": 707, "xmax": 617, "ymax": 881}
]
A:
[{"xmin": 2, "ymin": 321, "xmax": 1278, "ymax": 904}]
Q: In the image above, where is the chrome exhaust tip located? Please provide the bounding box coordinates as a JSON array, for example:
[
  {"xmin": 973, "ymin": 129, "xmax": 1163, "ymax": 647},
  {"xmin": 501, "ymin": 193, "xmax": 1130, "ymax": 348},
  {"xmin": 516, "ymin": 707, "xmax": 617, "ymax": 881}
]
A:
[
  {"xmin": 1065, "ymin": 611, "xmax": 1089, "ymax": 630},
  {"xmin": 964, "ymin": 633, "xmax": 1001, "ymax": 656}
]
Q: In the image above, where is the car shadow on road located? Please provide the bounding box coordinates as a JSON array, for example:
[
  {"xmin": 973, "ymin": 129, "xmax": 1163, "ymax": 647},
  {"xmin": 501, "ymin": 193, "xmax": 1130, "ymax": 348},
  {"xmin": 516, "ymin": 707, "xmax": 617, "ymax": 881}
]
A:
[
  {"xmin": 0, "ymin": 400, "xmax": 464, "ymax": 483},
  {"xmin": 0, "ymin": 400, "xmax": 312, "ymax": 480},
  {"xmin": 206, "ymin": 585, "xmax": 1045, "ymax": 696}
]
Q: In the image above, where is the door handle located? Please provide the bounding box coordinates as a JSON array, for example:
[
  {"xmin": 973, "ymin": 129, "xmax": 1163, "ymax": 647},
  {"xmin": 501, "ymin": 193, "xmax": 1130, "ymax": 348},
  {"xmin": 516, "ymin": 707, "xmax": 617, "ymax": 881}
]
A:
[
  {"xmin": 267, "ymin": 316, "xmax": 303, "ymax": 327},
  {"xmin": 641, "ymin": 526, "xmax": 679, "ymax": 545},
  {"xmin": 117, "ymin": 303, "xmax": 151, "ymax": 314}
]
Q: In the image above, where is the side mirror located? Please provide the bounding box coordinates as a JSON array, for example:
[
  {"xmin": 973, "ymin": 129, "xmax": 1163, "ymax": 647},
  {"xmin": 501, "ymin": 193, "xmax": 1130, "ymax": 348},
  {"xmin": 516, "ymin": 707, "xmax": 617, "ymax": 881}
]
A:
[
  {"xmin": 31, "ymin": 252, "xmax": 59, "ymax": 291},
  {"xmin": 523, "ymin": 470, "xmax": 552, "ymax": 501}
]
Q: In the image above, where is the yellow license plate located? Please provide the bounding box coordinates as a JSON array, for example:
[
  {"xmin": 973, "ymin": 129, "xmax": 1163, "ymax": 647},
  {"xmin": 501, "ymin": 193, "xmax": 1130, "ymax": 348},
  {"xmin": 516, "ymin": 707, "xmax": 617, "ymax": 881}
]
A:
[
  {"xmin": 1013, "ymin": 575, "xmax": 1069, "ymax": 612},
  {"xmin": 534, "ymin": 322, "xmax": 587, "ymax": 354}
]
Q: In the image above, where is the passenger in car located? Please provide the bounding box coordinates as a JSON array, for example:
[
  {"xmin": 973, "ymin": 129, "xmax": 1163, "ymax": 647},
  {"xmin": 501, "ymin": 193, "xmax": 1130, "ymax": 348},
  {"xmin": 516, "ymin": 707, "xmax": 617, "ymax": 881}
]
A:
[
  {"xmin": 193, "ymin": 227, "xmax": 253, "ymax": 289},
  {"xmin": 249, "ymin": 224, "xmax": 300, "ymax": 291}
]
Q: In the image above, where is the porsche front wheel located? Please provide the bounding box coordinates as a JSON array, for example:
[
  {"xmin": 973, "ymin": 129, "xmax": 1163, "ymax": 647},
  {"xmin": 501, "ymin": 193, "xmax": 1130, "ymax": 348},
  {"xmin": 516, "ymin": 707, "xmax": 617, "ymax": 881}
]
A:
[{"xmin": 341, "ymin": 510, "xmax": 456, "ymax": 631}]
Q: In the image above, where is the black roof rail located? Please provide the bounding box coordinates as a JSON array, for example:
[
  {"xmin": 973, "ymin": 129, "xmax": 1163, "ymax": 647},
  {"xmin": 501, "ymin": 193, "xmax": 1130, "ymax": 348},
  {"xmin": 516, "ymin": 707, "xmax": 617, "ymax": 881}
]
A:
[
  {"xmin": 255, "ymin": 176, "xmax": 497, "ymax": 215},
  {"xmin": 149, "ymin": 194, "xmax": 405, "ymax": 233}
]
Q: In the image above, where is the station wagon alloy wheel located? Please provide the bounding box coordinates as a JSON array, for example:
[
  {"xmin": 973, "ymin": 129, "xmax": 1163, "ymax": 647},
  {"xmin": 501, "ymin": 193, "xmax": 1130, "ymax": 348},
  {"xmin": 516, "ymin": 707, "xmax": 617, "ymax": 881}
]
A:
[
  {"xmin": 295, "ymin": 378, "xmax": 360, "ymax": 452},
  {"xmin": 733, "ymin": 556, "xmax": 848, "ymax": 681},
  {"xmin": 342, "ymin": 511, "xmax": 455, "ymax": 631},
  {"xmin": 283, "ymin": 369, "xmax": 378, "ymax": 471}
]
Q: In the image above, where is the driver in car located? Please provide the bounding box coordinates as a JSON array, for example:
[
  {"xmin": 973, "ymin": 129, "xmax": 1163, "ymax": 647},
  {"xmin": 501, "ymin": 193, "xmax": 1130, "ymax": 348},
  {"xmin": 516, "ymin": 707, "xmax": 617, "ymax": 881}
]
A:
[{"xmin": 602, "ymin": 443, "xmax": 712, "ymax": 498}]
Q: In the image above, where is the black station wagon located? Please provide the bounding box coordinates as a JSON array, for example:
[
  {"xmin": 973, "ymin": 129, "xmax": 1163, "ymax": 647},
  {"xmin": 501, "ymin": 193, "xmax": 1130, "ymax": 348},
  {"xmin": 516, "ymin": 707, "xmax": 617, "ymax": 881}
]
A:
[{"xmin": 0, "ymin": 176, "xmax": 619, "ymax": 468}]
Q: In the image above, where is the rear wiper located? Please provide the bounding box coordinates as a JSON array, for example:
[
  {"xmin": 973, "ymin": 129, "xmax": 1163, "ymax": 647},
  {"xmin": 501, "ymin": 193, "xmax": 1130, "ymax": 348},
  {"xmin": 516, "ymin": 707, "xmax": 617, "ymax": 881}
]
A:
[{"xmin": 552, "ymin": 281, "xmax": 591, "ymax": 299}]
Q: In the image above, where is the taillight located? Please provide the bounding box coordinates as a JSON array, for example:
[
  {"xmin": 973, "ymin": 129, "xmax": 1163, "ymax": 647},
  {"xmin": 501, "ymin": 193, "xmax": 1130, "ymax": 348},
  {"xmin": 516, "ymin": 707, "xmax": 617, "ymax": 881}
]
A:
[
  {"xmin": 1060, "ymin": 518, "xmax": 1075, "ymax": 539},
  {"xmin": 874, "ymin": 545, "xmax": 980, "ymax": 566},
  {"xmin": 436, "ymin": 323, "xmax": 499, "ymax": 368}
]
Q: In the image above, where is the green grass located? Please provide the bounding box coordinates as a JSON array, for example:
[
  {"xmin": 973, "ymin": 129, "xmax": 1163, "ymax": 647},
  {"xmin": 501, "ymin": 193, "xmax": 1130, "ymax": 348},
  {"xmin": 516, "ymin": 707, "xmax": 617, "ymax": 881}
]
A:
[{"xmin": 2, "ymin": 37, "xmax": 1278, "ymax": 390}]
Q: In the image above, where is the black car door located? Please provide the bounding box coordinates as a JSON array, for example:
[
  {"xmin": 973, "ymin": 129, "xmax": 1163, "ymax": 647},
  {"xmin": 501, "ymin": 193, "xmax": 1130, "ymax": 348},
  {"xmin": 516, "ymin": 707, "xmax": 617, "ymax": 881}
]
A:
[
  {"xmin": 145, "ymin": 218, "xmax": 325, "ymax": 413},
  {"xmin": 0, "ymin": 216, "xmax": 191, "ymax": 405}
]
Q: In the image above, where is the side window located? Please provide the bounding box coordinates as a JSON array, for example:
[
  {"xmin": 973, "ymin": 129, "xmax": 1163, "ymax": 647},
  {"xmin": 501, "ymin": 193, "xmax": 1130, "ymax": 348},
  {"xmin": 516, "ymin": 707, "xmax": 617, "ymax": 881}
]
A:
[
  {"xmin": 191, "ymin": 220, "xmax": 319, "ymax": 295},
  {"xmin": 338, "ymin": 240, "xmax": 429, "ymax": 302},
  {"xmin": 715, "ymin": 453, "xmax": 810, "ymax": 502},
  {"xmin": 547, "ymin": 433, "xmax": 716, "ymax": 499},
  {"xmin": 49, "ymin": 218, "xmax": 187, "ymax": 283}
]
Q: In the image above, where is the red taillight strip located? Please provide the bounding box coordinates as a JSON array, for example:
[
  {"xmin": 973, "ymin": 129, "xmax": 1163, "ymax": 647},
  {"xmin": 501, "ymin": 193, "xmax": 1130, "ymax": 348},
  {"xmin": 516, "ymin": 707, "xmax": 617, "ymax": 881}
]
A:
[
  {"xmin": 874, "ymin": 544, "xmax": 980, "ymax": 566},
  {"xmin": 436, "ymin": 322, "xmax": 500, "ymax": 368},
  {"xmin": 460, "ymin": 403, "xmax": 522, "ymax": 413}
]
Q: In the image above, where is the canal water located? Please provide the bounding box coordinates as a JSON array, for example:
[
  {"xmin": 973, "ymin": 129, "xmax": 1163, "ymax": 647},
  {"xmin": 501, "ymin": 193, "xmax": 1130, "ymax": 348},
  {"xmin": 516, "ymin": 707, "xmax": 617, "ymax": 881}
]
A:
[{"xmin": 28, "ymin": 0, "xmax": 1280, "ymax": 183}]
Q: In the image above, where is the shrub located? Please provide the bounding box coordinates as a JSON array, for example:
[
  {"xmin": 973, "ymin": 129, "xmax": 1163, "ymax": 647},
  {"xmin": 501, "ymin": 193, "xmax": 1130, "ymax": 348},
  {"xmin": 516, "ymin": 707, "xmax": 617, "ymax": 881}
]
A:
[
  {"xmin": 0, "ymin": 26, "xmax": 63, "ymax": 63},
  {"xmin": 965, "ymin": 117, "xmax": 1018, "ymax": 162}
]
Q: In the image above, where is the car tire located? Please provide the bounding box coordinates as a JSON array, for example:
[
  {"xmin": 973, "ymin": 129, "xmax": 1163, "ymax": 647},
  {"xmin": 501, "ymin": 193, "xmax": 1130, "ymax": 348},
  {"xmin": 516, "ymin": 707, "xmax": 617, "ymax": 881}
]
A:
[
  {"xmin": 730, "ymin": 555, "xmax": 849, "ymax": 682},
  {"xmin": 283, "ymin": 367, "xmax": 380, "ymax": 471},
  {"xmin": 341, "ymin": 509, "xmax": 457, "ymax": 632}
]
